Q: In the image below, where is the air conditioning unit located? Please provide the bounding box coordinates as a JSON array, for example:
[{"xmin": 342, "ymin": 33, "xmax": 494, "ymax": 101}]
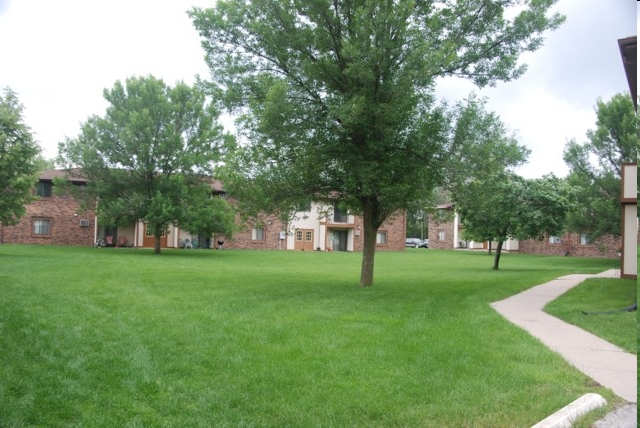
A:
[{"xmin": 79, "ymin": 219, "xmax": 90, "ymax": 227}]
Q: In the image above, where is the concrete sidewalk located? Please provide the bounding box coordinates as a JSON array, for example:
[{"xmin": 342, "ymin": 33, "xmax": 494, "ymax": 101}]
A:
[{"xmin": 490, "ymin": 269, "xmax": 637, "ymax": 404}]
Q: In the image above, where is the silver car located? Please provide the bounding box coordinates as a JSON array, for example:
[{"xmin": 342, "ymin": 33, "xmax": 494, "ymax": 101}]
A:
[{"xmin": 405, "ymin": 238, "xmax": 428, "ymax": 248}]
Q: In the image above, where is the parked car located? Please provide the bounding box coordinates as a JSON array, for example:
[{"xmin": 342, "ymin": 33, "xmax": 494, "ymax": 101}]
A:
[{"xmin": 405, "ymin": 238, "xmax": 428, "ymax": 248}]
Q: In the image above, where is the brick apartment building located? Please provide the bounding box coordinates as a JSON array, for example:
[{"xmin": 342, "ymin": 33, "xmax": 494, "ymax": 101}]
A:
[
  {"xmin": 219, "ymin": 201, "xmax": 406, "ymax": 252},
  {"xmin": 2, "ymin": 170, "xmax": 406, "ymax": 252},
  {"xmin": 0, "ymin": 170, "xmax": 95, "ymax": 246},
  {"xmin": 427, "ymin": 203, "xmax": 625, "ymax": 258}
]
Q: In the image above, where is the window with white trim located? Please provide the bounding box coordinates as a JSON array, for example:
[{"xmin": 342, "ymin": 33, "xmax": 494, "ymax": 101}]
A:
[
  {"xmin": 579, "ymin": 233, "xmax": 591, "ymax": 245},
  {"xmin": 376, "ymin": 231, "xmax": 387, "ymax": 244},
  {"xmin": 252, "ymin": 227, "xmax": 265, "ymax": 241},
  {"xmin": 32, "ymin": 218, "xmax": 51, "ymax": 235},
  {"xmin": 548, "ymin": 235, "xmax": 562, "ymax": 244}
]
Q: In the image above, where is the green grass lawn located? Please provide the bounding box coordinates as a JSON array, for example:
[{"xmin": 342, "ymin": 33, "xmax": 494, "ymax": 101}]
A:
[
  {"xmin": 545, "ymin": 277, "xmax": 637, "ymax": 354},
  {"xmin": 0, "ymin": 245, "xmax": 626, "ymax": 427}
]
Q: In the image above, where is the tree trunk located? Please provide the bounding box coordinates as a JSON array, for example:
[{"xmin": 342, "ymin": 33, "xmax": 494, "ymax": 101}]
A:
[
  {"xmin": 493, "ymin": 240, "xmax": 504, "ymax": 270},
  {"xmin": 154, "ymin": 234, "xmax": 161, "ymax": 254},
  {"xmin": 360, "ymin": 198, "xmax": 378, "ymax": 287}
]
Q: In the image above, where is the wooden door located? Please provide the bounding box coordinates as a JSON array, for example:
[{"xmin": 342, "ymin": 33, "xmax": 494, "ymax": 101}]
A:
[
  {"xmin": 294, "ymin": 229, "xmax": 314, "ymax": 251},
  {"xmin": 143, "ymin": 224, "xmax": 168, "ymax": 248}
]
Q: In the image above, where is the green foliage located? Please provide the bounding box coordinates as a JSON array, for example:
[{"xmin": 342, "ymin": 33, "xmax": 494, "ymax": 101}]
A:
[
  {"xmin": 0, "ymin": 88, "xmax": 41, "ymax": 233},
  {"xmin": 57, "ymin": 76, "xmax": 233, "ymax": 253},
  {"xmin": 563, "ymin": 93, "xmax": 638, "ymax": 238},
  {"xmin": 179, "ymin": 184, "xmax": 236, "ymax": 238},
  {"xmin": 190, "ymin": 0, "xmax": 564, "ymax": 285},
  {"xmin": 0, "ymin": 245, "xmax": 621, "ymax": 426},
  {"xmin": 456, "ymin": 173, "xmax": 572, "ymax": 269},
  {"xmin": 444, "ymin": 94, "xmax": 530, "ymax": 192}
]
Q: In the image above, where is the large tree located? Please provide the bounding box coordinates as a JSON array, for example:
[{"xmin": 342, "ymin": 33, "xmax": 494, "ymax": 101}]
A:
[
  {"xmin": 57, "ymin": 76, "xmax": 232, "ymax": 253},
  {"xmin": 0, "ymin": 88, "xmax": 41, "ymax": 242},
  {"xmin": 444, "ymin": 94, "xmax": 530, "ymax": 192},
  {"xmin": 190, "ymin": 0, "xmax": 564, "ymax": 286},
  {"xmin": 563, "ymin": 93, "xmax": 638, "ymax": 239},
  {"xmin": 456, "ymin": 173, "xmax": 571, "ymax": 270}
]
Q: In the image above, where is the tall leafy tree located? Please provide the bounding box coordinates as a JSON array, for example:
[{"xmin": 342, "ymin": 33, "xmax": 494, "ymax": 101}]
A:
[
  {"xmin": 563, "ymin": 93, "xmax": 638, "ymax": 239},
  {"xmin": 0, "ymin": 88, "xmax": 41, "ymax": 242},
  {"xmin": 457, "ymin": 173, "xmax": 571, "ymax": 270},
  {"xmin": 58, "ymin": 76, "xmax": 232, "ymax": 253},
  {"xmin": 444, "ymin": 94, "xmax": 530, "ymax": 192},
  {"xmin": 190, "ymin": 0, "xmax": 564, "ymax": 286},
  {"xmin": 180, "ymin": 184, "xmax": 237, "ymax": 244}
]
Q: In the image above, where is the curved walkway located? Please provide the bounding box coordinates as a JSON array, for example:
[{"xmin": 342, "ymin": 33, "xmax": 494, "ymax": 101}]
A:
[{"xmin": 490, "ymin": 269, "xmax": 637, "ymax": 404}]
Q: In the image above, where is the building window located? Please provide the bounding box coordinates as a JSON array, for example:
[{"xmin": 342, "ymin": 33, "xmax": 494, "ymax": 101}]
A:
[
  {"xmin": 333, "ymin": 204, "xmax": 348, "ymax": 223},
  {"xmin": 295, "ymin": 230, "xmax": 303, "ymax": 241},
  {"xmin": 252, "ymin": 227, "xmax": 265, "ymax": 241},
  {"xmin": 32, "ymin": 218, "xmax": 51, "ymax": 236},
  {"xmin": 437, "ymin": 230, "xmax": 446, "ymax": 241},
  {"xmin": 376, "ymin": 231, "xmax": 387, "ymax": 244},
  {"xmin": 548, "ymin": 235, "xmax": 562, "ymax": 244},
  {"xmin": 580, "ymin": 233, "xmax": 591, "ymax": 245},
  {"xmin": 35, "ymin": 182, "xmax": 52, "ymax": 197}
]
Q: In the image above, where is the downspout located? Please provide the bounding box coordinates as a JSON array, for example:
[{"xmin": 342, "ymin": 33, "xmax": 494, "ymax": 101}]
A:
[
  {"xmin": 93, "ymin": 215, "xmax": 98, "ymax": 245},
  {"xmin": 453, "ymin": 212, "xmax": 459, "ymax": 249}
]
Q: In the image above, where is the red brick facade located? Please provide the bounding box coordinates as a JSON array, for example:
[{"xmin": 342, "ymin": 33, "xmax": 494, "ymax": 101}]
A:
[
  {"xmin": 518, "ymin": 233, "xmax": 621, "ymax": 258},
  {"xmin": 1, "ymin": 179, "xmax": 95, "ymax": 246},
  {"xmin": 427, "ymin": 205, "xmax": 625, "ymax": 258},
  {"xmin": 5, "ymin": 171, "xmax": 406, "ymax": 252},
  {"xmin": 428, "ymin": 218, "xmax": 457, "ymax": 250},
  {"xmin": 427, "ymin": 204, "xmax": 457, "ymax": 250},
  {"xmin": 217, "ymin": 215, "xmax": 286, "ymax": 250},
  {"xmin": 220, "ymin": 210, "xmax": 406, "ymax": 252}
]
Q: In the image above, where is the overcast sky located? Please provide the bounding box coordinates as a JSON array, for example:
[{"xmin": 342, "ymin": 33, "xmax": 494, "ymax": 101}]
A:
[{"xmin": 0, "ymin": 0, "xmax": 636, "ymax": 178}]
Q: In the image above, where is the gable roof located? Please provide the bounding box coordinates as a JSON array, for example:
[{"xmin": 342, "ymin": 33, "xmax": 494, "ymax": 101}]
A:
[
  {"xmin": 39, "ymin": 169, "xmax": 225, "ymax": 191},
  {"xmin": 39, "ymin": 169, "xmax": 89, "ymax": 184}
]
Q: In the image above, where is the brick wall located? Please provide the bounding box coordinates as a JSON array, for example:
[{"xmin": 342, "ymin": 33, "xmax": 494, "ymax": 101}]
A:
[
  {"xmin": 220, "ymin": 210, "xmax": 406, "ymax": 252},
  {"xmin": 218, "ymin": 215, "xmax": 286, "ymax": 250},
  {"xmin": 367, "ymin": 210, "xmax": 406, "ymax": 252},
  {"xmin": 1, "ymin": 194, "xmax": 95, "ymax": 246},
  {"xmin": 519, "ymin": 233, "xmax": 621, "ymax": 258},
  {"xmin": 428, "ymin": 218, "xmax": 456, "ymax": 250}
]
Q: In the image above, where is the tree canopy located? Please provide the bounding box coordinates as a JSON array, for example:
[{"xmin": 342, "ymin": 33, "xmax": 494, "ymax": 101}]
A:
[
  {"xmin": 0, "ymin": 88, "xmax": 41, "ymax": 240},
  {"xmin": 456, "ymin": 173, "xmax": 571, "ymax": 269},
  {"xmin": 563, "ymin": 92, "xmax": 638, "ymax": 239},
  {"xmin": 57, "ymin": 75, "xmax": 234, "ymax": 253},
  {"xmin": 190, "ymin": 0, "xmax": 564, "ymax": 286},
  {"xmin": 444, "ymin": 94, "xmax": 530, "ymax": 192}
]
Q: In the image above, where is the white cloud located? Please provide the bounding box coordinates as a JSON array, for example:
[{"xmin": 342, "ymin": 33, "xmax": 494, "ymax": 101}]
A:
[
  {"xmin": 0, "ymin": 0, "xmax": 211, "ymax": 158},
  {"xmin": 0, "ymin": 0, "xmax": 636, "ymax": 175}
]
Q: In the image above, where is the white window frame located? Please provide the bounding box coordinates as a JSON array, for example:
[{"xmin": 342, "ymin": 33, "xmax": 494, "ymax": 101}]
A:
[
  {"xmin": 579, "ymin": 233, "xmax": 591, "ymax": 245},
  {"xmin": 252, "ymin": 227, "xmax": 265, "ymax": 241},
  {"xmin": 32, "ymin": 218, "xmax": 51, "ymax": 235}
]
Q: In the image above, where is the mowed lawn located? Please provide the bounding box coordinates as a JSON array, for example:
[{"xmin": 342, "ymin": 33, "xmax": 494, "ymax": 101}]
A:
[
  {"xmin": 0, "ymin": 245, "xmax": 625, "ymax": 427},
  {"xmin": 545, "ymin": 277, "xmax": 637, "ymax": 355}
]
